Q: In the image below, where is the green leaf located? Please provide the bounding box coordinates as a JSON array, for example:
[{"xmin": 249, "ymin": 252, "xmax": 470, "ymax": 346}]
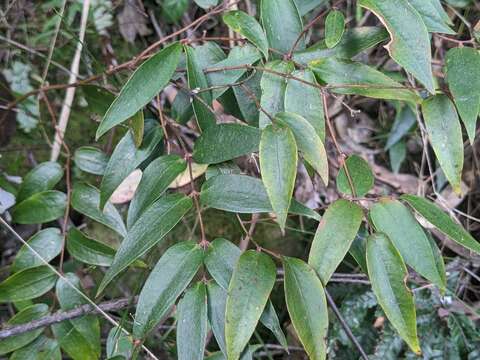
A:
[
  {"xmin": 445, "ymin": 47, "xmax": 480, "ymax": 142},
  {"xmin": 336, "ymin": 155, "xmax": 374, "ymax": 197},
  {"xmin": 67, "ymin": 227, "xmax": 116, "ymax": 266},
  {"xmin": 310, "ymin": 58, "xmax": 420, "ymax": 103},
  {"xmin": 0, "ymin": 266, "xmax": 56, "ymax": 302},
  {"xmin": 12, "ymin": 228, "xmax": 62, "ymax": 272},
  {"xmin": 10, "ymin": 335, "xmax": 61, "ymax": 360},
  {"xmin": 233, "ymin": 69, "xmax": 262, "ymax": 126},
  {"xmin": 366, "ymin": 233, "xmax": 421, "ymax": 354},
  {"xmin": 401, "ymin": 194, "xmax": 480, "ymax": 254},
  {"xmin": 260, "ymin": 124, "xmax": 298, "ymax": 230},
  {"xmin": 193, "ymin": 124, "xmax": 261, "ymax": 165},
  {"xmin": 358, "ymin": 0, "xmax": 435, "ymax": 93},
  {"xmin": 106, "ymin": 327, "xmax": 133, "ymax": 359},
  {"xmin": 51, "ymin": 321, "xmax": 99, "ymax": 360},
  {"xmin": 98, "ymin": 194, "xmax": 193, "ymax": 295},
  {"xmin": 205, "ymin": 239, "xmax": 288, "ymax": 349},
  {"xmin": 408, "ymin": 0, "xmax": 455, "ymax": 34},
  {"xmin": 308, "ymin": 199, "xmax": 363, "ymax": 283},
  {"xmin": 389, "ymin": 140, "xmax": 407, "ymax": 174},
  {"xmin": 283, "ymin": 257, "xmax": 328, "ymax": 360},
  {"xmin": 74, "ymin": 146, "xmax": 109, "ymax": 175},
  {"xmin": 71, "ymin": 183, "xmax": 127, "ymax": 237},
  {"xmin": 130, "ymin": 110, "xmax": 144, "ymax": 148},
  {"xmin": 276, "ymin": 112, "xmax": 328, "ymax": 185},
  {"xmin": 284, "ymin": 69, "xmax": 325, "ymax": 141},
  {"xmin": 200, "ymin": 174, "xmax": 320, "ymax": 221},
  {"xmin": 385, "ymin": 105, "xmax": 416, "ymax": 150},
  {"xmin": 349, "ymin": 227, "xmax": 369, "ymax": 274},
  {"xmin": 223, "ymin": 11, "xmax": 269, "ymax": 59},
  {"xmin": 260, "ymin": 0, "xmax": 304, "ymax": 54},
  {"xmin": 369, "ymin": 198, "xmax": 446, "ymax": 290},
  {"xmin": 17, "ymin": 161, "xmax": 63, "ymax": 202},
  {"xmin": 99, "ymin": 127, "xmax": 163, "ymax": 209},
  {"xmin": 12, "ymin": 191, "xmax": 66, "ymax": 224},
  {"xmin": 177, "ymin": 282, "xmax": 208, "ymax": 360},
  {"xmin": 225, "ymin": 250, "xmax": 276, "ymax": 360},
  {"xmin": 422, "ymin": 94, "xmax": 464, "ymax": 193},
  {"xmin": 293, "ymin": 0, "xmax": 327, "ymax": 15},
  {"xmin": 293, "ymin": 26, "xmax": 389, "ymax": 64},
  {"xmin": 185, "ymin": 45, "xmax": 216, "ymax": 131},
  {"xmin": 206, "ymin": 281, "xmax": 228, "ymax": 355},
  {"xmin": 133, "ymin": 241, "xmax": 204, "ymax": 339},
  {"xmin": 325, "ymin": 10, "xmax": 345, "ymax": 48},
  {"xmin": 96, "ymin": 42, "xmax": 182, "ymax": 139},
  {"xmin": 56, "ymin": 273, "xmax": 100, "ymax": 359},
  {"xmin": 259, "ymin": 61, "xmax": 294, "ymax": 129},
  {"xmin": 194, "ymin": 0, "xmax": 218, "ymax": 9},
  {"xmin": 127, "ymin": 154, "xmax": 187, "ymax": 228},
  {"xmin": 0, "ymin": 304, "xmax": 49, "ymax": 355},
  {"xmin": 207, "ymin": 45, "xmax": 262, "ymax": 99},
  {"xmin": 205, "ymin": 162, "xmax": 241, "ymax": 179}
]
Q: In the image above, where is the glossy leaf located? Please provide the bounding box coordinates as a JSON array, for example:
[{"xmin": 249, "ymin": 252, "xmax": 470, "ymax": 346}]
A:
[
  {"xmin": 207, "ymin": 44, "xmax": 262, "ymax": 99},
  {"xmin": 185, "ymin": 45, "xmax": 216, "ymax": 131},
  {"xmin": 177, "ymin": 282, "xmax": 208, "ymax": 360},
  {"xmin": 293, "ymin": 26, "xmax": 389, "ymax": 64},
  {"xmin": 284, "ymin": 69, "xmax": 325, "ymax": 140},
  {"xmin": 261, "ymin": 0, "xmax": 304, "ymax": 54},
  {"xmin": 133, "ymin": 241, "xmax": 204, "ymax": 339},
  {"xmin": 99, "ymin": 127, "xmax": 163, "ymax": 209},
  {"xmin": 206, "ymin": 281, "xmax": 228, "ymax": 355},
  {"xmin": 225, "ymin": 250, "xmax": 276, "ymax": 360},
  {"xmin": 260, "ymin": 124, "xmax": 298, "ymax": 230},
  {"xmin": 200, "ymin": 174, "xmax": 320, "ymax": 221},
  {"xmin": 445, "ymin": 47, "xmax": 480, "ymax": 142},
  {"xmin": 193, "ymin": 123, "xmax": 261, "ymax": 165},
  {"xmin": 276, "ymin": 112, "xmax": 328, "ymax": 184},
  {"xmin": 12, "ymin": 228, "xmax": 62, "ymax": 272},
  {"xmin": 259, "ymin": 61, "xmax": 294, "ymax": 128},
  {"xmin": 283, "ymin": 257, "xmax": 328, "ymax": 360},
  {"xmin": 223, "ymin": 11, "xmax": 269, "ymax": 59},
  {"xmin": 71, "ymin": 183, "xmax": 127, "ymax": 237},
  {"xmin": 408, "ymin": 0, "xmax": 455, "ymax": 34},
  {"xmin": 336, "ymin": 155, "xmax": 374, "ymax": 197},
  {"xmin": 369, "ymin": 198, "xmax": 446, "ymax": 290},
  {"xmin": 56, "ymin": 273, "xmax": 101, "ymax": 359},
  {"xmin": 358, "ymin": 0, "xmax": 435, "ymax": 93},
  {"xmin": 67, "ymin": 227, "xmax": 116, "ymax": 266},
  {"xmin": 17, "ymin": 161, "xmax": 63, "ymax": 202},
  {"xmin": 127, "ymin": 154, "xmax": 186, "ymax": 228},
  {"xmin": 422, "ymin": 95, "xmax": 464, "ymax": 193},
  {"xmin": 401, "ymin": 194, "xmax": 480, "ymax": 254},
  {"xmin": 0, "ymin": 266, "xmax": 56, "ymax": 302},
  {"xmin": 12, "ymin": 191, "xmax": 66, "ymax": 224},
  {"xmin": 310, "ymin": 58, "xmax": 420, "ymax": 103},
  {"xmin": 74, "ymin": 146, "xmax": 109, "ymax": 175},
  {"xmin": 96, "ymin": 42, "xmax": 182, "ymax": 139},
  {"xmin": 98, "ymin": 194, "xmax": 193, "ymax": 295},
  {"xmin": 0, "ymin": 304, "xmax": 49, "ymax": 355},
  {"xmin": 308, "ymin": 199, "xmax": 363, "ymax": 283},
  {"xmin": 325, "ymin": 10, "xmax": 345, "ymax": 48},
  {"xmin": 366, "ymin": 233, "xmax": 420, "ymax": 354}
]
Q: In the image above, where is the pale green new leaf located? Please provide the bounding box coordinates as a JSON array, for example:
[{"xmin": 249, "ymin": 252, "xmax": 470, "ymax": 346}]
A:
[
  {"xmin": 97, "ymin": 194, "xmax": 193, "ymax": 295},
  {"xmin": 325, "ymin": 10, "xmax": 345, "ymax": 48},
  {"xmin": 284, "ymin": 69, "xmax": 325, "ymax": 140},
  {"xmin": 422, "ymin": 95, "xmax": 464, "ymax": 194},
  {"xmin": 96, "ymin": 42, "xmax": 182, "ymax": 139},
  {"xmin": 366, "ymin": 233, "xmax": 420, "ymax": 354},
  {"xmin": 276, "ymin": 112, "xmax": 328, "ymax": 185},
  {"xmin": 133, "ymin": 241, "xmax": 204, "ymax": 339},
  {"xmin": 225, "ymin": 250, "xmax": 276, "ymax": 360},
  {"xmin": 177, "ymin": 282, "xmax": 208, "ymax": 360},
  {"xmin": 260, "ymin": 124, "xmax": 298, "ymax": 230},
  {"xmin": 260, "ymin": 0, "xmax": 304, "ymax": 54},
  {"xmin": 223, "ymin": 11, "xmax": 269, "ymax": 59},
  {"xmin": 283, "ymin": 257, "xmax": 328, "ymax": 360},
  {"xmin": 369, "ymin": 198, "xmax": 446, "ymax": 291},
  {"xmin": 445, "ymin": 47, "xmax": 480, "ymax": 143},
  {"xmin": 308, "ymin": 199, "xmax": 363, "ymax": 283},
  {"xmin": 358, "ymin": 0, "xmax": 435, "ymax": 93},
  {"xmin": 401, "ymin": 194, "xmax": 480, "ymax": 254}
]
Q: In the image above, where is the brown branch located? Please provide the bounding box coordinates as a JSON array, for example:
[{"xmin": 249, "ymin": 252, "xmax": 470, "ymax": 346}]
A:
[{"xmin": 0, "ymin": 297, "xmax": 137, "ymax": 340}]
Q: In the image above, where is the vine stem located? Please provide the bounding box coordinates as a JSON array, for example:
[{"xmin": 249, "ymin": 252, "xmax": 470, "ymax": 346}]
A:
[{"xmin": 186, "ymin": 155, "xmax": 208, "ymax": 247}]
